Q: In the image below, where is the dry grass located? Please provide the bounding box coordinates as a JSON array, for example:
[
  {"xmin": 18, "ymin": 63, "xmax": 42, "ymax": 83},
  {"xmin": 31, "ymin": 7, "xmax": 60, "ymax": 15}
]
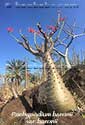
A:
[
  {"xmin": 0, "ymin": 82, "xmax": 37, "ymax": 101},
  {"xmin": 0, "ymin": 84, "xmax": 12, "ymax": 101}
]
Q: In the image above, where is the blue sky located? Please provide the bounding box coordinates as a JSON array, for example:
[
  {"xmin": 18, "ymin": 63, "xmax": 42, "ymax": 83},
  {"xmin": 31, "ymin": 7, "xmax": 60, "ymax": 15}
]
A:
[{"xmin": 0, "ymin": 0, "xmax": 85, "ymax": 74}]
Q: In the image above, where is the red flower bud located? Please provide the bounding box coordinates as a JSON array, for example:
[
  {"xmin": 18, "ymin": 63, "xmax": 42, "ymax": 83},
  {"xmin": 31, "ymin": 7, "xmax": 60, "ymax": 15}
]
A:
[
  {"xmin": 59, "ymin": 17, "xmax": 65, "ymax": 22},
  {"xmin": 28, "ymin": 28, "xmax": 35, "ymax": 33},
  {"xmin": 47, "ymin": 25, "xmax": 58, "ymax": 32},
  {"xmin": 7, "ymin": 27, "xmax": 13, "ymax": 32}
]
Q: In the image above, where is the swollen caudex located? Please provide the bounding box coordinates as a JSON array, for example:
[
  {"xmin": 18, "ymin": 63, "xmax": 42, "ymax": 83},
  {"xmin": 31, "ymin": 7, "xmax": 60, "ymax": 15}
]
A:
[{"xmin": 38, "ymin": 52, "xmax": 76, "ymax": 113}]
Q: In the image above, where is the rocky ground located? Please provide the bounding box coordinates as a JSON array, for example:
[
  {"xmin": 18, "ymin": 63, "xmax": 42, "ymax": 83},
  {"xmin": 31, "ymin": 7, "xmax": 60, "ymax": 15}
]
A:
[
  {"xmin": 63, "ymin": 65, "xmax": 85, "ymax": 109},
  {"xmin": 0, "ymin": 65, "xmax": 85, "ymax": 125}
]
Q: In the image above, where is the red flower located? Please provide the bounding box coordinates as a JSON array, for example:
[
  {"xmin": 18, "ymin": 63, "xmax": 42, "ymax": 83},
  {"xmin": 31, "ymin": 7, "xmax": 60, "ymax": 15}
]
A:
[
  {"xmin": 28, "ymin": 28, "xmax": 35, "ymax": 33},
  {"xmin": 59, "ymin": 17, "xmax": 65, "ymax": 22},
  {"xmin": 47, "ymin": 25, "xmax": 58, "ymax": 32},
  {"xmin": 7, "ymin": 27, "xmax": 13, "ymax": 32},
  {"xmin": 28, "ymin": 28, "xmax": 40, "ymax": 35}
]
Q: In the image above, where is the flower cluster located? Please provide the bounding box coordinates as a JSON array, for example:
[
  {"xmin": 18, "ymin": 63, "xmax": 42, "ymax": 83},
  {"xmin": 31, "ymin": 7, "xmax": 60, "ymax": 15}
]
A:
[
  {"xmin": 47, "ymin": 25, "xmax": 58, "ymax": 32},
  {"xmin": 28, "ymin": 28, "xmax": 40, "ymax": 34}
]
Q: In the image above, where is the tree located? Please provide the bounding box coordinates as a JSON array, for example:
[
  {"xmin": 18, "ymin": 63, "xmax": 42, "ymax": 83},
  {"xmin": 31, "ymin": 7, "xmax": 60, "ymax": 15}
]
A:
[
  {"xmin": 6, "ymin": 59, "xmax": 26, "ymax": 85},
  {"xmin": 6, "ymin": 59, "xmax": 26, "ymax": 97},
  {"xmin": 7, "ymin": 17, "xmax": 77, "ymax": 113}
]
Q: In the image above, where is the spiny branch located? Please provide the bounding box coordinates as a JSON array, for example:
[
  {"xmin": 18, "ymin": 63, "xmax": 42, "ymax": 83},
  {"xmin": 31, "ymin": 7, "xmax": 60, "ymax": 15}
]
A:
[
  {"xmin": 54, "ymin": 21, "xmax": 65, "ymax": 43},
  {"xmin": 37, "ymin": 23, "xmax": 48, "ymax": 51},
  {"xmin": 66, "ymin": 37, "xmax": 74, "ymax": 48},
  {"xmin": 9, "ymin": 31, "xmax": 40, "ymax": 56},
  {"xmin": 48, "ymin": 26, "xmax": 58, "ymax": 37},
  {"xmin": 53, "ymin": 47, "xmax": 65, "ymax": 57},
  {"xmin": 37, "ymin": 23, "xmax": 47, "ymax": 39},
  {"xmin": 34, "ymin": 32, "xmax": 41, "ymax": 51},
  {"xmin": 73, "ymin": 32, "xmax": 85, "ymax": 38}
]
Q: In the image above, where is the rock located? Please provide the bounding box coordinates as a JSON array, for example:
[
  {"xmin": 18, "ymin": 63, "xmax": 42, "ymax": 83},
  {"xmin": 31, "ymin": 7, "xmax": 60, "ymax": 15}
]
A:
[
  {"xmin": 0, "ymin": 87, "xmax": 46, "ymax": 125},
  {"xmin": 63, "ymin": 65, "xmax": 85, "ymax": 103},
  {"xmin": 0, "ymin": 96, "xmax": 33, "ymax": 125}
]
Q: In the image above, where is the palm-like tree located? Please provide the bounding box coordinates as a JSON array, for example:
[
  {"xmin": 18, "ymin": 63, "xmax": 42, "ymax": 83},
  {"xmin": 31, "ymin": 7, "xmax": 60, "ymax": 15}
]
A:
[{"xmin": 6, "ymin": 59, "xmax": 26, "ymax": 87}]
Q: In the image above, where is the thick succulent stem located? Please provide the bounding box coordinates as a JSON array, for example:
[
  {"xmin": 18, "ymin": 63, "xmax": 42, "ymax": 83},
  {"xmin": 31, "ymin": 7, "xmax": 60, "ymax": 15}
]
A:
[
  {"xmin": 43, "ymin": 52, "xmax": 76, "ymax": 112},
  {"xmin": 41, "ymin": 61, "xmax": 47, "ymax": 82}
]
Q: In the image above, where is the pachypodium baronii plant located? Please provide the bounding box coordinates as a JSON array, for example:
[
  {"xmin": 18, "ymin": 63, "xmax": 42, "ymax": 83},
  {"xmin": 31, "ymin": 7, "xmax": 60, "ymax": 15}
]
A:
[{"xmin": 8, "ymin": 13, "xmax": 83, "ymax": 112}]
